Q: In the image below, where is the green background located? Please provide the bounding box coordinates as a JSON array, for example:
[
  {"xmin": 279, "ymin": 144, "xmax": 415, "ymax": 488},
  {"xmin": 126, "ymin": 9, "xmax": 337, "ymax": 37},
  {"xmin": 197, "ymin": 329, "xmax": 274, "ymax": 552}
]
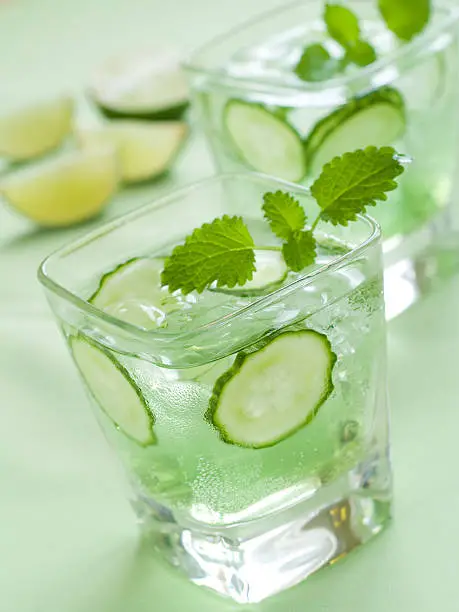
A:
[{"xmin": 1, "ymin": 1, "xmax": 459, "ymax": 610}]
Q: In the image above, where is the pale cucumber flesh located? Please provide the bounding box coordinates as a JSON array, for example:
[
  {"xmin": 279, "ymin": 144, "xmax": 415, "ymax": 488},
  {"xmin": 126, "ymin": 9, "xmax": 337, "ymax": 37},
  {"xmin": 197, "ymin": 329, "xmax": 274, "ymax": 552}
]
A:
[
  {"xmin": 70, "ymin": 336, "xmax": 156, "ymax": 446},
  {"xmin": 224, "ymin": 100, "xmax": 307, "ymax": 182},
  {"xmin": 89, "ymin": 257, "xmax": 187, "ymax": 329},
  {"xmin": 306, "ymin": 88, "xmax": 406, "ymax": 176},
  {"xmin": 208, "ymin": 329, "xmax": 337, "ymax": 449}
]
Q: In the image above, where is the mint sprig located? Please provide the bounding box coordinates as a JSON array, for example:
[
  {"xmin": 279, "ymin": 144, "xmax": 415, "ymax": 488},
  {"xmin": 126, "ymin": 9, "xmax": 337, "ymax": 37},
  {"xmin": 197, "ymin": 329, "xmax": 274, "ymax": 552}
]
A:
[
  {"xmin": 295, "ymin": 0, "xmax": 432, "ymax": 82},
  {"xmin": 295, "ymin": 3, "xmax": 377, "ymax": 82},
  {"xmin": 161, "ymin": 147, "xmax": 406, "ymax": 294},
  {"xmin": 324, "ymin": 4, "xmax": 378, "ymax": 69},
  {"xmin": 378, "ymin": 0, "xmax": 430, "ymax": 42},
  {"xmin": 262, "ymin": 192, "xmax": 316, "ymax": 271}
]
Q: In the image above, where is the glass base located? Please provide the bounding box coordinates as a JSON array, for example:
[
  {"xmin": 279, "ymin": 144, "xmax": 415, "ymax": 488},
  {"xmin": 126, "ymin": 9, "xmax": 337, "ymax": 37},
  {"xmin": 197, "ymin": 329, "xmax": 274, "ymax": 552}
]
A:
[
  {"xmin": 383, "ymin": 227, "xmax": 459, "ymax": 320},
  {"xmin": 132, "ymin": 452, "xmax": 392, "ymax": 604}
]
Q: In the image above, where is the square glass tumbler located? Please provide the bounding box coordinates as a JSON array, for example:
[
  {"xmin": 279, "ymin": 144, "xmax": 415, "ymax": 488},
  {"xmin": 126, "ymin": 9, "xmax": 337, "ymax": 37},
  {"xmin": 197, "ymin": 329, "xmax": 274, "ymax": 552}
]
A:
[
  {"xmin": 184, "ymin": 0, "xmax": 459, "ymax": 319},
  {"xmin": 39, "ymin": 173, "xmax": 389, "ymax": 604}
]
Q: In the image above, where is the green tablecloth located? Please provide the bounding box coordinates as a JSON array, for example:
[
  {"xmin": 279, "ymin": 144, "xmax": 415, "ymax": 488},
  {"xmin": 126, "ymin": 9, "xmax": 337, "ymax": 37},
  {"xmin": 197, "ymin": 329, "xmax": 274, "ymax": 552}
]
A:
[{"xmin": 1, "ymin": 1, "xmax": 459, "ymax": 610}]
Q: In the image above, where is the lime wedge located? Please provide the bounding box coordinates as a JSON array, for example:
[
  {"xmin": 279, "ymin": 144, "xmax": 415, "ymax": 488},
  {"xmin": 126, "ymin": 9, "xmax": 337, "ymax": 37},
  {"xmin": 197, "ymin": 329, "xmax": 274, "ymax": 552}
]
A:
[
  {"xmin": 0, "ymin": 148, "xmax": 119, "ymax": 226},
  {"xmin": 0, "ymin": 96, "xmax": 73, "ymax": 161},
  {"xmin": 89, "ymin": 48, "xmax": 188, "ymax": 120},
  {"xmin": 76, "ymin": 121, "xmax": 188, "ymax": 183}
]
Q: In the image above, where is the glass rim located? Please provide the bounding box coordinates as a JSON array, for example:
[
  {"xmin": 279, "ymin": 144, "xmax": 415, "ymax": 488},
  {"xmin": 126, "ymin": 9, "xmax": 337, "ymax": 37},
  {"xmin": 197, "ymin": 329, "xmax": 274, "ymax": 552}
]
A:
[
  {"xmin": 38, "ymin": 171, "xmax": 381, "ymax": 344},
  {"xmin": 183, "ymin": 0, "xmax": 459, "ymax": 94}
]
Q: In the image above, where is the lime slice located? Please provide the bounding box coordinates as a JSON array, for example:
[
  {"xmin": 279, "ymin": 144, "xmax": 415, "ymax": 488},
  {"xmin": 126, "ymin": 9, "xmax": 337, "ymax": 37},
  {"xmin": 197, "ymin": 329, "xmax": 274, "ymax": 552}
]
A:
[
  {"xmin": 0, "ymin": 147, "xmax": 119, "ymax": 227},
  {"xmin": 0, "ymin": 96, "xmax": 73, "ymax": 161},
  {"xmin": 89, "ymin": 48, "xmax": 189, "ymax": 120},
  {"xmin": 76, "ymin": 120, "xmax": 188, "ymax": 183}
]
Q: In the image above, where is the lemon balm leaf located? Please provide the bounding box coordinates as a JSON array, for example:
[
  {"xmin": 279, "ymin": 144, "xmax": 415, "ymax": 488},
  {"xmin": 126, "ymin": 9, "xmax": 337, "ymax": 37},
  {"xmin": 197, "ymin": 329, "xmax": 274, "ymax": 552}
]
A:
[
  {"xmin": 294, "ymin": 44, "xmax": 341, "ymax": 82},
  {"xmin": 325, "ymin": 3, "xmax": 360, "ymax": 48},
  {"xmin": 310, "ymin": 146, "xmax": 406, "ymax": 226},
  {"xmin": 345, "ymin": 40, "xmax": 377, "ymax": 67},
  {"xmin": 263, "ymin": 191, "xmax": 316, "ymax": 271},
  {"xmin": 282, "ymin": 230, "xmax": 317, "ymax": 272},
  {"xmin": 161, "ymin": 216, "xmax": 256, "ymax": 294},
  {"xmin": 262, "ymin": 190, "xmax": 307, "ymax": 239},
  {"xmin": 378, "ymin": 0, "xmax": 430, "ymax": 42}
]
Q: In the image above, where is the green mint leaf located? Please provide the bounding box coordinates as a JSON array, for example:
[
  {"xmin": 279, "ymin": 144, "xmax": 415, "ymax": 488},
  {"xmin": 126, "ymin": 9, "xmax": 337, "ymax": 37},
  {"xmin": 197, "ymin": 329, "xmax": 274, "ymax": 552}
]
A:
[
  {"xmin": 325, "ymin": 3, "xmax": 360, "ymax": 48},
  {"xmin": 323, "ymin": 5, "xmax": 377, "ymax": 70},
  {"xmin": 294, "ymin": 43, "xmax": 341, "ymax": 82},
  {"xmin": 345, "ymin": 40, "xmax": 377, "ymax": 67},
  {"xmin": 310, "ymin": 146, "xmax": 406, "ymax": 226},
  {"xmin": 161, "ymin": 215, "xmax": 255, "ymax": 294},
  {"xmin": 262, "ymin": 190, "xmax": 307, "ymax": 240},
  {"xmin": 378, "ymin": 0, "xmax": 430, "ymax": 42},
  {"xmin": 282, "ymin": 231, "xmax": 317, "ymax": 272}
]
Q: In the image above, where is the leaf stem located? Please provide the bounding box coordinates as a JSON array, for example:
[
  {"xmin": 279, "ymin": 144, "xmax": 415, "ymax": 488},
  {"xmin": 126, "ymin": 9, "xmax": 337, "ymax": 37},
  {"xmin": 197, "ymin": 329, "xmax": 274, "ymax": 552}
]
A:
[
  {"xmin": 310, "ymin": 214, "xmax": 322, "ymax": 232},
  {"xmin": 255, "ymin": 245, "xmax": 283, "ymax": 252}
]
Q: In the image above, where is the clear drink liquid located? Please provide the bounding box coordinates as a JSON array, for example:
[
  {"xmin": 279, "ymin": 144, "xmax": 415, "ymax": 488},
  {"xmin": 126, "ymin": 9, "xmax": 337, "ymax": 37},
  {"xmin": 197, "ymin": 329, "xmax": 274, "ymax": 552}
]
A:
[{"xmin": 68, "ymin": 224, "xmax": 390, "ymax": 602}]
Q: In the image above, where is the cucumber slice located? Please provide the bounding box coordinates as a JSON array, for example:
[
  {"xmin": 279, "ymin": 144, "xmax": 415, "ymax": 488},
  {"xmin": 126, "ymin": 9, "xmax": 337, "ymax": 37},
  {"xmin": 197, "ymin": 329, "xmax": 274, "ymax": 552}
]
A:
[
  {"xmin": 70, "ymin": 336, "xmax": 155, "ymax": 446},
  {"xmin": 89, "ymin": 49, "xmax": 188, "ymax": 121},
  {"xmin": 306, "ymin": 87, "xmax": 406, "ymax": 177},
  {"xmin": 211, "ymin": 249, "xmax": 288, "ymax": 296},
  {"xmin": 224, "ymin": 100, "xmax": 307, "ymax": 182},
  {"xmin": 76, "ymin": 121, "xmax": 188, "ymax": 184},
  {"xmin": 90, "ymin": 257, "xmax": 185, "ymax": 329},
  {"xmin": 0, "ymin": 96, "xmax": 73, "ymax": 162},
  {"xmin": 0, "ymin": 147, "xmax": 118, "ymax": 227},
  {"xmin": 208, "ymin": 329, "xmax": 336, "ymax": 449}
]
